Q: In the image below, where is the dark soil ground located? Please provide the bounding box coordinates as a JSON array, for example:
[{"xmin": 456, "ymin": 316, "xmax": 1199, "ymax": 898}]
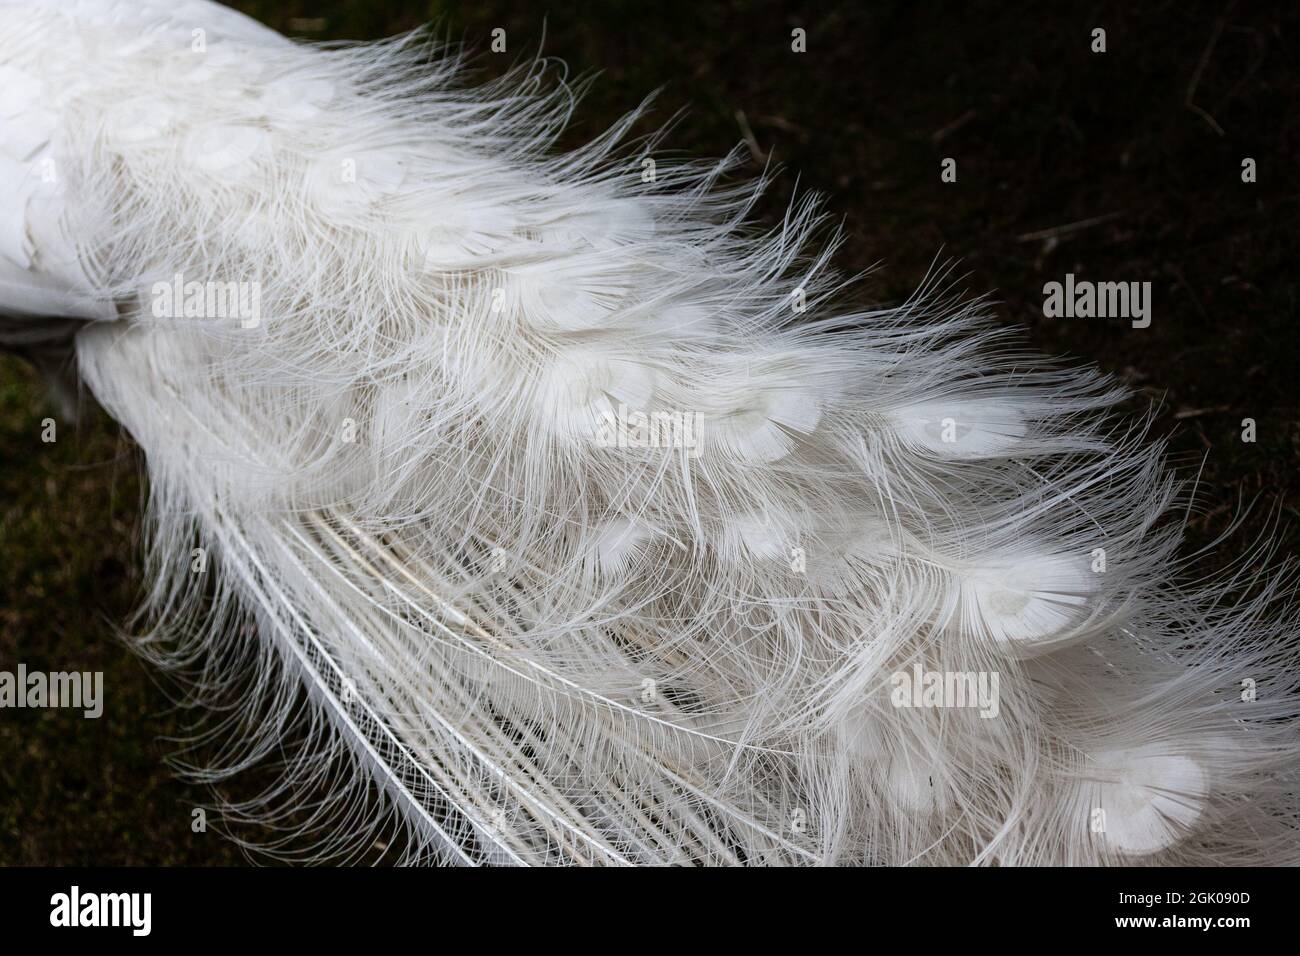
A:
[{"xmin": 1, "ymin": 0, "xmax": 1296, "ymax": 864}]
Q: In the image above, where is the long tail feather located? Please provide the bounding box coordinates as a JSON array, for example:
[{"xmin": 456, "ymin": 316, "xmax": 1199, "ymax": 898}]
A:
[{"xmin": 2, "ymin": 0, "xmax": 1297, "ymax": 864}]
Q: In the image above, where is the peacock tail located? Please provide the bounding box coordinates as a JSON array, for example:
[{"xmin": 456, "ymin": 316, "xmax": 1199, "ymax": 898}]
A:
[{"xmin": 0, "ymin": 0, "xmax": 1297, "ymax": 865}]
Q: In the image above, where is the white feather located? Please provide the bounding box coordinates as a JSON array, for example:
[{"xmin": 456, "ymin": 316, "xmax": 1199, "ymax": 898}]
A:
[{"xmin": 0, "ymin": 0, "xmax": 1296, "ymax": 866}]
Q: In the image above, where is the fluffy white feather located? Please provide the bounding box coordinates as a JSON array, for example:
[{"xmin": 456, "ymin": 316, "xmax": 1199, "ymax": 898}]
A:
[{"xmin": 1, "ymin": 0, "xmax": 1297, "ymax": 865}]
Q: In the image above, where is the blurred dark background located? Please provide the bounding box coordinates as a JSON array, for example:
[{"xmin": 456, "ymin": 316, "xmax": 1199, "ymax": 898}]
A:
[{"xmin": 1, "ymin": 0, "xmax": 1296, "ymax": 863}]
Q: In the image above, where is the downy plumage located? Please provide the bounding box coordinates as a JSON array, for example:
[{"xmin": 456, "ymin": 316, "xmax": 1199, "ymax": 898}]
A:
[{"xmin": 0, "ymin": 0, "xmax": 1297, "ymax": 865}]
